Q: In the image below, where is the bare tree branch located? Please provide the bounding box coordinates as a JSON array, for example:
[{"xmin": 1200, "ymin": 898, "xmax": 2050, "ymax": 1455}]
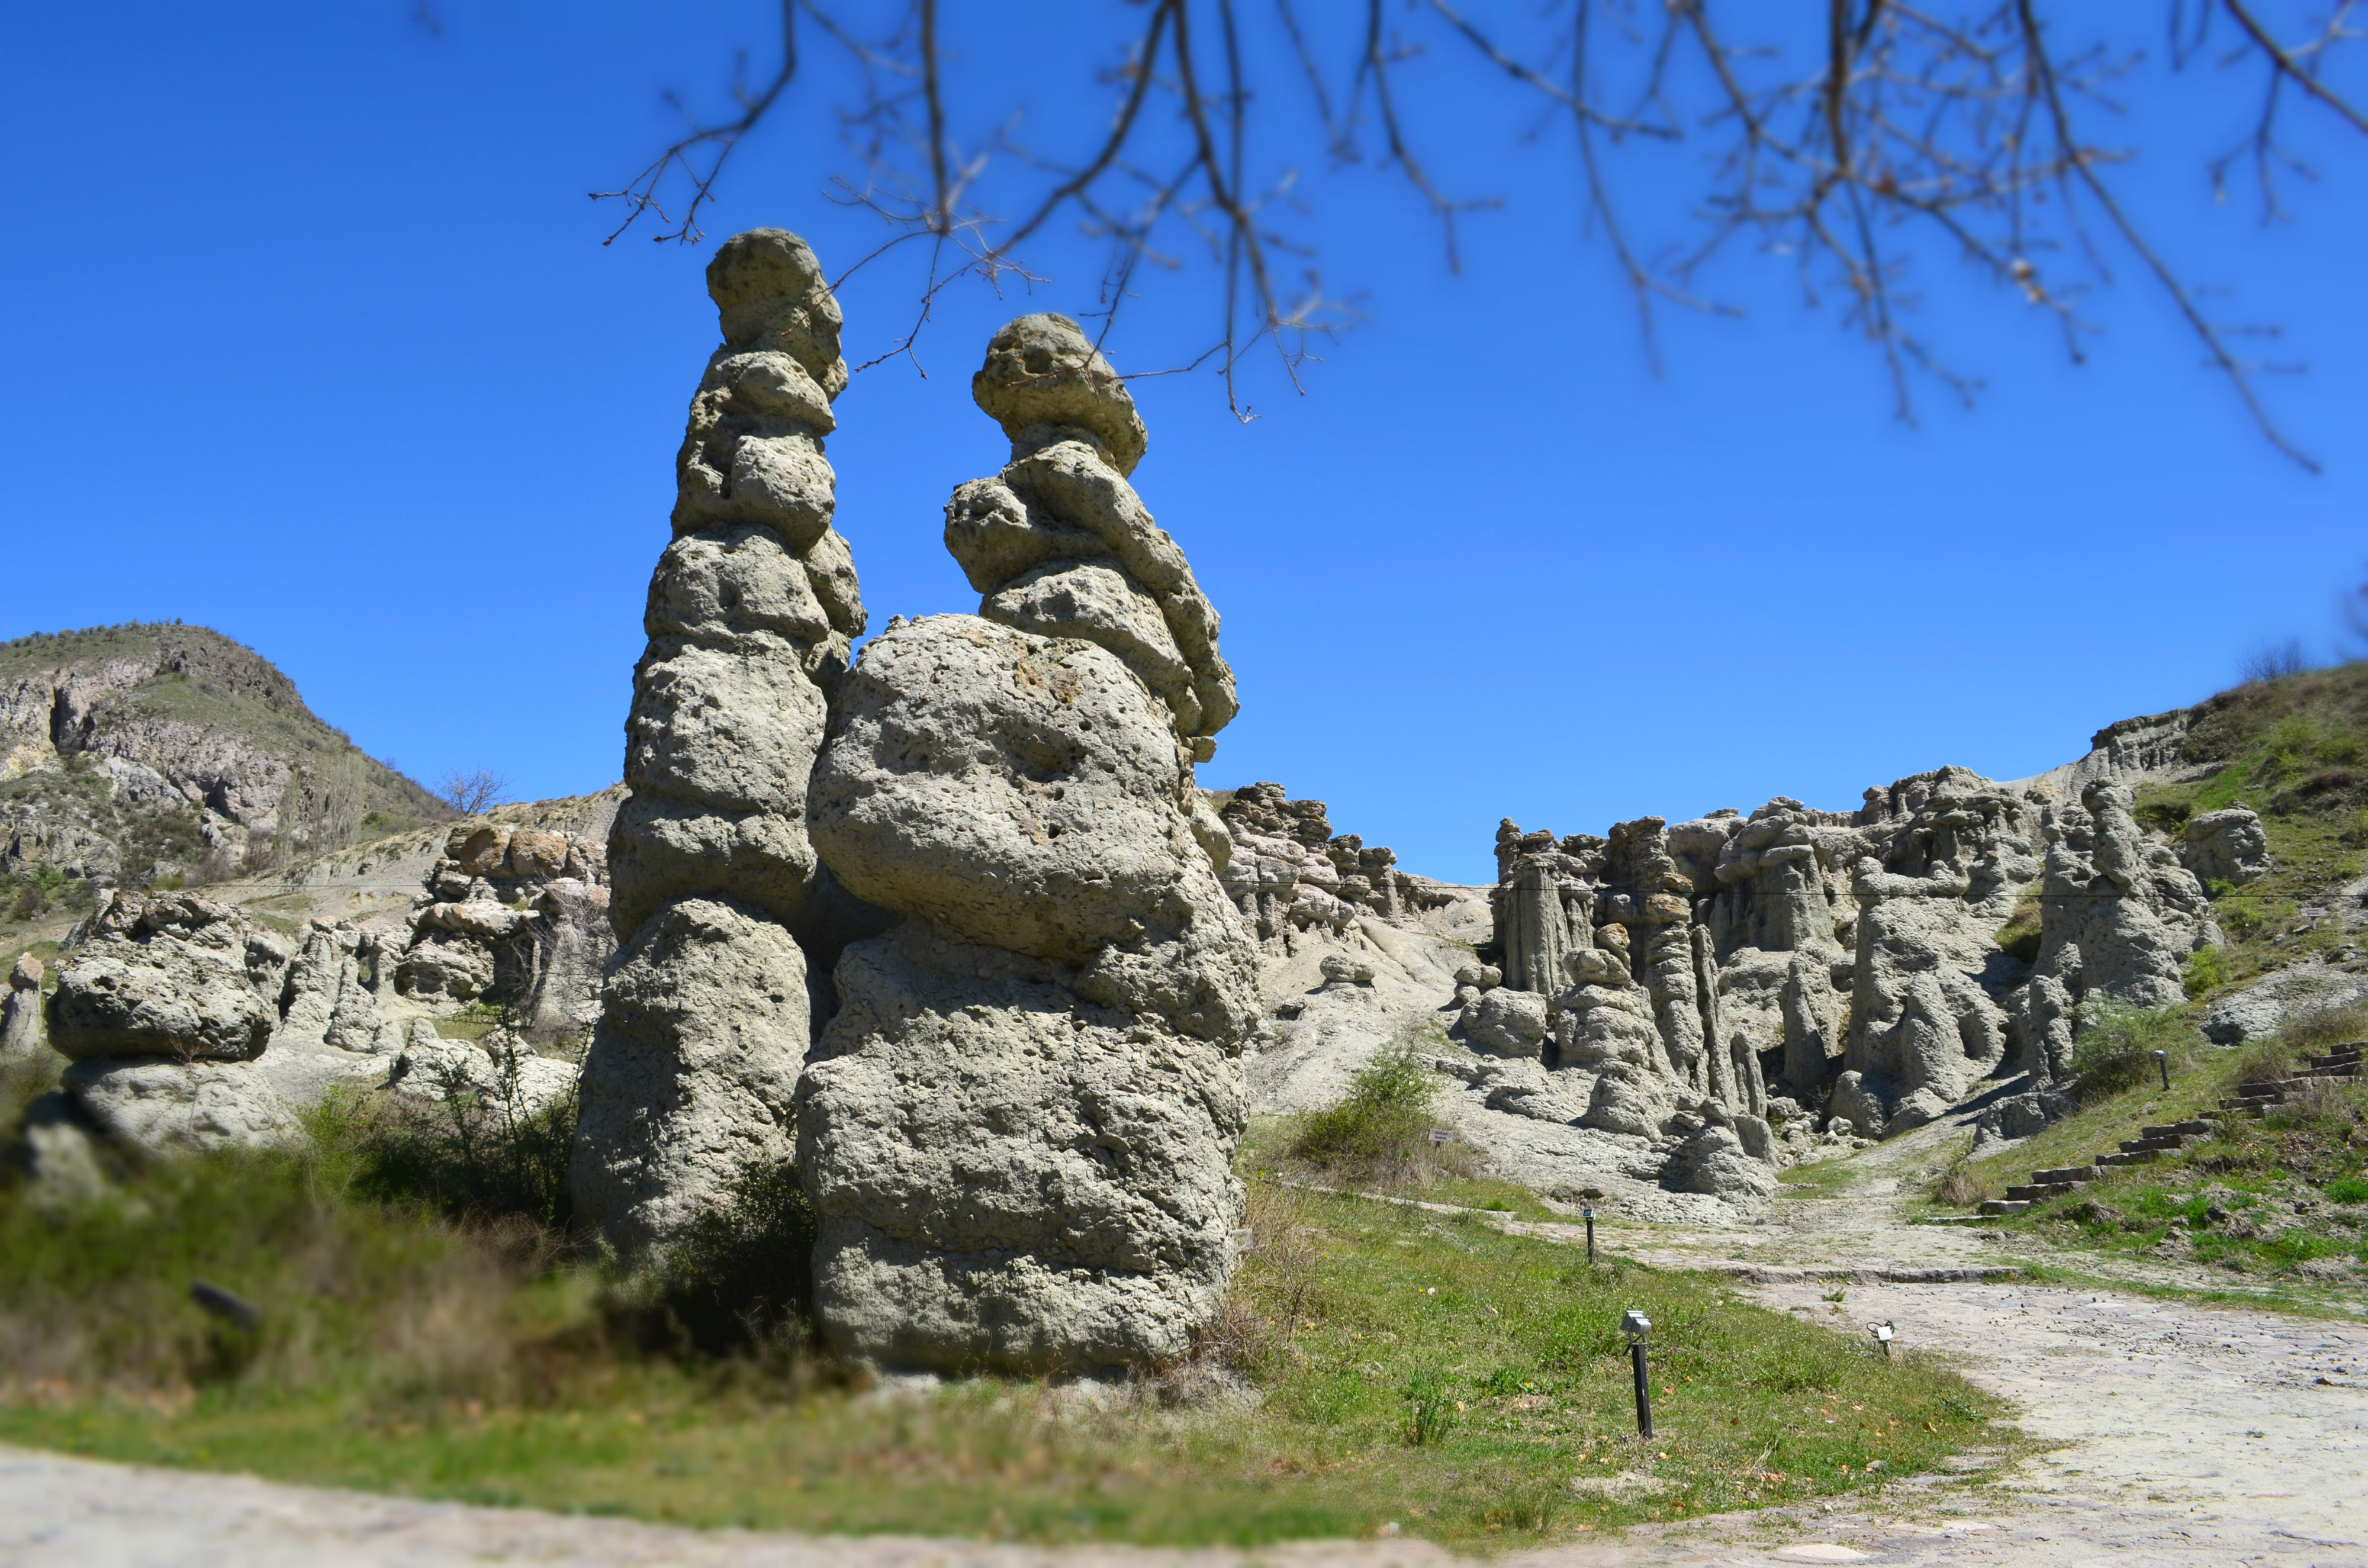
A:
[{"xmin": 594, "ymin": 1, "xmax": 2365, "ymax": 467}]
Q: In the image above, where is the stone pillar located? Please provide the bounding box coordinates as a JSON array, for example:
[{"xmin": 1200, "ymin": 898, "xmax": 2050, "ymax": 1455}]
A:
[{"xmin": 568, "ymin": 229, "xmax": 864, "ymax": 1261}]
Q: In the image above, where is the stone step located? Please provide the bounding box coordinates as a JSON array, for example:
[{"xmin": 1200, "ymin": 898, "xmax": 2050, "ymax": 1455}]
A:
[
  {"xmin": 2119, "ymin": 1134, "xmax": 2191, "ymax": 1154},
  {"xmin": 2029, "ymin": 1166, "xmax": 2098, "ymax": 1185},
  {"xmin": 1980, "ymin": 1199, "xmax": 2031, "ymax": 1216},
  {"xmin": 2006, "ymin": 1183, "xmax": 2076, "ymax": 1203},
  {"xmin": 2139, "ymin": 1121, "xmax": 2213, "ymax": 1139},
  {"xmin": 2094, "ymin": 1150, "xmax": 2160, "ymax": 1167}
]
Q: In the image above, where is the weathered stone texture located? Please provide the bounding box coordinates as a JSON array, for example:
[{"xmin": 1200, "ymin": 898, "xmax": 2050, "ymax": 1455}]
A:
[
  {"xmin": 797, "ymin": 317, "xmax": 1258, "ymax": 1373},
  {"xmin": 569, "ymin": 230, "xmax": 870, "ymax": 1260}
]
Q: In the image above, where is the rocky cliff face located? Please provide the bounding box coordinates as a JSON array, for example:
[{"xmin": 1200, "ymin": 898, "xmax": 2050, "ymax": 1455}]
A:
[
  {"xmin": 0, "ymin": 624, "xmax": 444, "ymax": 910},
  {"xmin": 796, "ymin": 314, "xmax": 1259, "ymax": 1375}
]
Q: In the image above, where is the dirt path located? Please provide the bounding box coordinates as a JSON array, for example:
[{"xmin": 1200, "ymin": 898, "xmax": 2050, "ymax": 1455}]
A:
[{"xmin": 8, "ymin": 1142, "xmax": 2363, "ymax": 1566}]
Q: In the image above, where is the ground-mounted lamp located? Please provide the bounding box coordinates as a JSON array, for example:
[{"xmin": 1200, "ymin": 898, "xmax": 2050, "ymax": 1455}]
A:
[
  {"xmin": 1623, "ymin": 1309, "xmax": 1653, "ymax": 1438},
  {"xmin": 1869, "ymin": 1319, "xmax": 1895, "ymax": 1360},
  {"xmin": 2154, "ymin": 1049, "xmax": 2171, "ymax": 1090}
]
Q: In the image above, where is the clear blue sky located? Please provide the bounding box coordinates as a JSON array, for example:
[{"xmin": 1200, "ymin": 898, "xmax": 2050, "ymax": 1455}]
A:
[{"xmin": 4, "ymin": 4, "xmax": 2361, "ymax": 884}]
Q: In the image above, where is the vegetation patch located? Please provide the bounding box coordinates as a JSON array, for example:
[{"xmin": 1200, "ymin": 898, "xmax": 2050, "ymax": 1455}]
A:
[{"xmin": 0, "ymin": 1081, "xmax": 2007, "ymax": 1547}]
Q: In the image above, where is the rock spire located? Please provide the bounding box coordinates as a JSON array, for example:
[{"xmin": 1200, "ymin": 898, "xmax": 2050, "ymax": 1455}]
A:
[
  {"xmin": 568, "ymin": 230, "xmax": 870, "ymax": 1260},
  {"xmin": 796, "ymin": 314, "xmax": 1259, "ymax": 1375}
]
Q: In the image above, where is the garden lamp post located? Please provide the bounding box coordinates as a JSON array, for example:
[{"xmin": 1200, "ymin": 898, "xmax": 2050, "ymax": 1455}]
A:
[
  {"xmin": 1583, "ymin": 1203, "xmax": 1595, "ymax": 1263},
  {"xmin": 2154, "ymin": 1049, "xmax": 2171, "ymax": 1090},
  {"xmin": 1869, "ymin": 1320, "xmax": 1894, "ymax": 1361},
  {"xmin": 1623, "ymin": 1309, "xmax": 1653, "ymax": 1438}
]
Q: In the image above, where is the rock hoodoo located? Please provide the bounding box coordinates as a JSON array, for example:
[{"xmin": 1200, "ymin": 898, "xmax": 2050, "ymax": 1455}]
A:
[
  {"xmin": 798, "ymin": 314, "xmax": 1259, "ymax": 1375},
  {"xmin": 2, "ymin": 954, "xmax": 43, "ymax": 1059},
  {"xmin": 394, "ymin": 817, "xmax": 613, "ymax": 1040},
  {"xmin": 1488, "ymin": 761, "xmax": 2221, "ymax": 1152},
  {"xmin": 44, "ymin": 892, "xmax": 403, "ymax": 1152},
  {"xmin": 567, "ymin": 230, "xmax": 871, "ymax": 1261}
]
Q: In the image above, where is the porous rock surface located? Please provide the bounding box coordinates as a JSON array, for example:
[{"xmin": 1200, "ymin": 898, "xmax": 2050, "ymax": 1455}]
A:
[
  {"xmin": 394, "ymin": 818, "xmax": 613, "ymax": 1039},
  {"xmin": 2180, "ymin": 806, "xmax": 2272, "ymax": 888},
  {"xmin": 568, "ymin": 230, "xmax": 870, "ymax": 1263},
  {"xmin": 3, "ymin": 954, "xmax": 46, "ymax": 1059},
  {"xmin": 44, "ymin": 891, "xmax": 408, "ymax": 1154},
  {"xmin": 797, "ymin": 315, "xmax": 1258, "ymax": 1374}
]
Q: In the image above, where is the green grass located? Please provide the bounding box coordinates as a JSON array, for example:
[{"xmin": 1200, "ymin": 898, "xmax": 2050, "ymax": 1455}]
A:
[
  {"xmin": 1943, "ymin": 1033, "xmax": 2368, "ymax": 1286},
  {"xmin": 1774, "ymin": 1155, "xmax": 1860, "ymax": 1200},
  {"xmin": 0, "ymin": 1113, "xmax": 2009, "ymax": 1547}
]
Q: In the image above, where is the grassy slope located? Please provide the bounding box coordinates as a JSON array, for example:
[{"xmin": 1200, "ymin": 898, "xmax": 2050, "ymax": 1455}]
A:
[
  {"xmin": 1931, "ymin": 664, "xmax": 2368, "ymax": 1288},
  {"xmin": 0, "ymin": 1088, "xmax": 2008, "ymax": 1548},
  {"xmin": 2133, "ymin": 661, "xmax": 2368, "ymax": 989}
]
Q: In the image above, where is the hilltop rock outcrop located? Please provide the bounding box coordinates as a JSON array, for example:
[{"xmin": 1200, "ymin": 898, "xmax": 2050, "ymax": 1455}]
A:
[
  {"xmin": 797, "ymin": 315, "xmax": 1258, "ymax": 1374},
  {"xmin": 1, "ymin": 624, "xmax": 445, "ymax": 889},
  {"xmin": 568, "ymin": 230, "xmax": 870, "ymax": 1262},
  {"xmin": 1217, "ymin": 784, "xmax": 1441, "ymax": 942}
]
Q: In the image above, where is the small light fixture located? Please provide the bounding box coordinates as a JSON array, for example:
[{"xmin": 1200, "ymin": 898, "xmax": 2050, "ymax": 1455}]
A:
[
  {"xmin": 1623, "ymin": 1311, "xmax": 1653, "ymax": 1437},
  {"xmin": 2153, "ymin": 1049, "xmax": 2171, "ymax": 1090},
  {"xmin": 1869, "ymin": 1320, "xmax": 1895, "ymax": 1360}
]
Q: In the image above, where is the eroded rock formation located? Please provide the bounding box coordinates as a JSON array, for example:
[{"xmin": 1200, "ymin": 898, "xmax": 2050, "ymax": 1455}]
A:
[
  {"xmin": 46, "ymin": 892, "xmax": 402, "ymax": 1152},
  {"xmin": 394, "ymin": 818, "xmax": 613, "ymax": 1039},
  {"xmin": 797, "ymin": 314, "xmax": 1258, "ymax": 1374},
  {"xmin": 1487, "ymin": 759, "xmax": 2218, "ymax": 1151},
  {"xmin": 1218, "ymin": 784, "xmax": 1433, "ymax": 942},
  {"xmin": 2, "ymin": 955, "xmax": 43, "ymax": 1059},
  {"xmin": 568, "ymin": 230, "xmax": 868, "ymax": 1261},
  {"xmin": 2180, "ymin": 806, "xmax": 2272, "ymax": 888}
]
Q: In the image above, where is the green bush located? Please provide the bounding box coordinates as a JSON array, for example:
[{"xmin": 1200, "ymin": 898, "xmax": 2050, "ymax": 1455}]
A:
[
  {"xmin": 2327, "ymin": 1176, "xmax": 2368, "ymax": 1204},
  {"xmin": 1992, "ymin": 888, "xmax": 2044, "ymax": 964},
  {"xmin": 2069, "ymin": 1003, "xmax": 2199, "ymax": 1103},
  {"xmin": 1289, "ymin": 1033, "xmax": 1468, "ymax": 1186},
  {"xmin": 2182, "ymin": 945, "xmax": 2228, "ymax": 999}
]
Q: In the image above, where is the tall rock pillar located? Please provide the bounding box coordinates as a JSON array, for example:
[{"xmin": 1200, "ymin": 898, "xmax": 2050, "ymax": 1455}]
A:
[
  {"xmin": 798, "ymin": 314, "xmax": 1259, "ymax": 1375},
  {"xmin": 568, "ymin": 230, "xmax": 866, "ymax": 1260}
]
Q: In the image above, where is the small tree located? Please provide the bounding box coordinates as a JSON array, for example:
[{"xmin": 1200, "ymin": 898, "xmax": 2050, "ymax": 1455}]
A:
[
  {"xmin": 436, "ymin": 768, "xmax": 509, "ymax": 817},
  {"xmin": 2237, "ymin": 639, "xmax": 2310, "ymax": 684}
]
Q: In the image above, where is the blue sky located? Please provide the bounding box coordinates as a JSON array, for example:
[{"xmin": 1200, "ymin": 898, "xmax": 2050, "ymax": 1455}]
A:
[{"xmin": 3, "ymin": 3, "xmax": 2361, "ymax": 884}]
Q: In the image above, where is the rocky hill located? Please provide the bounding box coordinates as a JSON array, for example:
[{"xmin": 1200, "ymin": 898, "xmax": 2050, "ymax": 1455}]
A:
[{"xmin": 0, "ymin": 624, "xmax": 447, "ymax": 928}]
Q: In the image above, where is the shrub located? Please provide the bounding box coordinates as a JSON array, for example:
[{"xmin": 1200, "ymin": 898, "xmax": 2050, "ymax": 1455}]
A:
[
  {"xmin": 604, "ymin": 1161, "xmax": 819, "ymax": 1358},
  {"xmin": 1402, "ymin": 1365, "xmax": 1458, "ymax": 1446},
  {"xmin": 2282, "ymin": 996, "xmax": 2368, "ymax": 1055},
  {"xmin": 2327, "ymin": 1176, "xmax": 2368, "ymax": 1205},
  {"xmin": 332, "ymin": 1035, "xmax": 578, "ymax": 1228},
  {"xmin": 2238, "ymin": 640, "xmax": 2310, "ymax": 685},
  {"xmin": 2068, "ymin": 1003, "xmax": 2199, "ymax": 1103},
  {"xmin": 1993, "ymin": 888, "xmax": 2044, "ymax": 964},
  {"xmin": 2235, "ymin": 1040, "xmax": 2294, "ymax": 1086},
  {"xmin": 1932, "ymin": 1160, "xmax": 1992, "ymax": 1209},
  {"xmin": 2183, "ymin": 946, "xmax": 2228, "ymax": 999},
  {"xmin": 1289, "ymin": 1033, "xmax": 1472, "ymax": 1187}
]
